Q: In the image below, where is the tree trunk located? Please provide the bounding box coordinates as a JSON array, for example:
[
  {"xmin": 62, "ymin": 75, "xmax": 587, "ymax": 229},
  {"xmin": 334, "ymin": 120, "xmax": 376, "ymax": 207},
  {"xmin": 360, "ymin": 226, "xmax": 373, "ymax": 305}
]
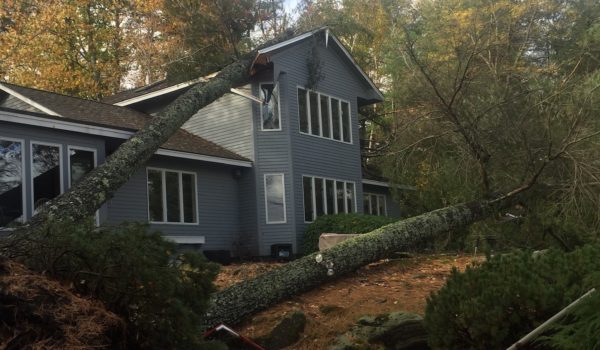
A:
[
  {"xmin": 202, "ymin": 199, "xmax": 503, "ymax": 328},
  {"xmin": 2, "ymin": 33, "xmax": 295, "ymax": 258}
]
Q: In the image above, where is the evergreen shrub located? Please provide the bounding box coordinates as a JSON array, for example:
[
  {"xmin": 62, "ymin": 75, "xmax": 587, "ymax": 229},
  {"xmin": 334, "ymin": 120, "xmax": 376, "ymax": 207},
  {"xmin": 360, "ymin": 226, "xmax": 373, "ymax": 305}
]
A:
[
  {"xmin": 302, "ymin": 213, "xmax": 396, "ymax": 254},
  {"xmin": 424, "ymin": 244, "xmax": 600, "ymax": 349},
  {"xmin": 24, "ymin": 220, "xmax": 222, "ymax": 350}
]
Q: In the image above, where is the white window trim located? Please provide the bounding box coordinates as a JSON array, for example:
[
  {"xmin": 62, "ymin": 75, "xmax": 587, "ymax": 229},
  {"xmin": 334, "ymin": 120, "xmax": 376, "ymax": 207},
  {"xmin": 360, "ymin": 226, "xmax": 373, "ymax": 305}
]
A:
[
  {"xmin": 297, "ymin": 86, "xmax": 353, "ymax": 144},
  {"xmin": 30, "ymin": 141, "xmax": 63, "ymax": 214},
  {"xmin": 0, "ymin": 136, "xmax": 26, "ymax": 226},
  {"xmin": 146, "ymin": 167, "xmax": 199, "ymax": 225},
  {"xmin": 67, "ymin": 146, "xmax": 99, "ymax": 226},
  {"xmin": 302, "ymin": 175, "xmax": 357, "ymax": 223},
  {"xmin": 259, "ymin": 82, "xmax": 282, "ymax": 132},
  {"xmin": 263, "ymin": 173, "xmax": 287, "ymax": 224},
  {"xmin": 364, "ymin": 192, "xmax": 387, "ymax": 216}
]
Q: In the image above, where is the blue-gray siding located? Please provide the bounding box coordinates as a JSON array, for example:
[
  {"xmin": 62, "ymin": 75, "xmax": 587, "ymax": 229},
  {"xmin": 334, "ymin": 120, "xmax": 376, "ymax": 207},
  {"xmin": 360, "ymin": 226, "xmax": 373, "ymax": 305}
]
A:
[
  {"xmin": 183, "ymin": 91, "xmax": 255, "ymax": 160},
  {"xmin": 0, "ymin": 118, "xmax": 108, "ymax": 223},
  {"xmin": 0, "ymin": 95, "xmax": 43, "ymax": 114}
]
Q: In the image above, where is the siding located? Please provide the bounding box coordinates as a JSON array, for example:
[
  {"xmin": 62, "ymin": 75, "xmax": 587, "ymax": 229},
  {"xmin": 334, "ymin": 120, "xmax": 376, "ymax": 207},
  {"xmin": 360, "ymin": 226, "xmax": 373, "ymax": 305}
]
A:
[
  {"xmin": 183, "ymin": 91, "xmax": 255, "ymax": 160},
  {"xmin": 107, "ymin": 155, "xmax": 243, "ymax": 252},
  {"xmin": 271, "ymin": 39, "xmax": 372, "ymax": 250},
  {"xmin": 0, "ymin": 118, "xmax": 107, "ymax": 223},
  {"xmin": 0, "ymin": 95, "xmax": 43, "ymax": 114}
]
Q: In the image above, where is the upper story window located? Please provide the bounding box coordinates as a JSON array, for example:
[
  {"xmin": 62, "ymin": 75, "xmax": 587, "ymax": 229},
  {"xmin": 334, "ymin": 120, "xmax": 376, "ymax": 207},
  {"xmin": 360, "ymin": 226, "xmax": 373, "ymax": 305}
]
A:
[
  {"xmin": 0, "ymin": 137, "xmax": 24, "ymax": 227},
  {"xmin": 364, "ymin": 193, "xmax": 387, "ymax": 216},
  {"xmin": 303, "ymin": 175, "xmax": 355, "ymax": 222},
  {"xmin": 147, "ymin": 168, "xmax": 197, "ymax": 224},
  {"xmin": 260, "ymin": 83, "xmax": 281, "ymax": 131},
  {"xmin": 298, "ymin": 88, "xmax": 352, "ymax": 143}
]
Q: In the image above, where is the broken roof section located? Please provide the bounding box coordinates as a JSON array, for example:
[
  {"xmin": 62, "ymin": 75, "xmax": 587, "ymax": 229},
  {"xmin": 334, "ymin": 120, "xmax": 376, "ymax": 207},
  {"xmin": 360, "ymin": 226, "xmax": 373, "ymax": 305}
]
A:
[
  {"xmin": 103, "ymin": 27, "xmax": 384, "ymax": 107},
  {"xmin": 0, "ymin": 82, "xmax": 251, "ymax": 166}
]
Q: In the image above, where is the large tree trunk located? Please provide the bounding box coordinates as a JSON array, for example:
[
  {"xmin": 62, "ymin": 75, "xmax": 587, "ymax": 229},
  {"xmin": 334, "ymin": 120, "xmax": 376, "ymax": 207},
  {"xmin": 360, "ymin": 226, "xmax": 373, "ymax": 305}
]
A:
[{"xmin": 202, "ymin": 199, "xmax": 503, "ymax": 328}]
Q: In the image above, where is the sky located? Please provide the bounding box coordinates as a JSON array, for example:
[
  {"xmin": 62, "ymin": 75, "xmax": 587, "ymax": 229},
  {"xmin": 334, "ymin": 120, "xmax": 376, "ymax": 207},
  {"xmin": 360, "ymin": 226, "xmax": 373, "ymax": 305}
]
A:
[{"xmin": 284, "ymin": 0, "xmax": 300, "ymax": 18}]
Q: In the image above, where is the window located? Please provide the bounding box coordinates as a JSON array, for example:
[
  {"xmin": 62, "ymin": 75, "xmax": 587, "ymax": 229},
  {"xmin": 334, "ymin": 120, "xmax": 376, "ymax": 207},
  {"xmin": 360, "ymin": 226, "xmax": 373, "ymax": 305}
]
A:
[
  {"xmin": 0, "ymin": 137, "xmax": 24, "ymax": 227},
  {"xmin": 147, "ymin": 168, "xmax": 197, "ymax": 224},
  {"xmin": 264, "ymin": 174, "xmax": 286, "ymax": 223},
  {"xmin": 364, "ymin": 193, "xmax": 387, "ymax": 216},
  {"xmin": 297, "ymin": 88, "xmax": 352, "ymax": 143},
  {"xmin": 31, "ymin": 142, "xmax": 62, "ymax": 211},
  {"xmin": 68, "ymin": 147, "xmax": 96, "ymax": 186},
  {"xmin": 303, "ymin": 175, "xmax": 356, "ymax": 222},
  {"xmin": 260, "ymin": 83, "xmax": 281, "ymax": 130}
]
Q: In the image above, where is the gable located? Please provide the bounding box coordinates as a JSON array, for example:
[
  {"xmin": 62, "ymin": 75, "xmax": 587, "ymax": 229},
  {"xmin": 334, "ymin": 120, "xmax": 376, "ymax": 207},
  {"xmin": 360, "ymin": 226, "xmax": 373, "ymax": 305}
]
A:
[{"xmin": 0, "ymin": 93, "xmax": 44, "ymax": 114}]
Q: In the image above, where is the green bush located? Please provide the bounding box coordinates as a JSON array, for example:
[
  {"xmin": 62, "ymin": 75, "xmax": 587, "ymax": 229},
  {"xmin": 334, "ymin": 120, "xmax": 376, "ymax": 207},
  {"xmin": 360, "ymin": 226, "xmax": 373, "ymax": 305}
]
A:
[
  {"xmin": 24, "ymin": 220, "xmax": 221, "ymax": 350},
  {"xmin": 424, "ymin": 244, "xmax": 600, "ymax": 349},
  {"xmin": 302, "ymin": 213, "xmax": 396, "ymax": 254}
]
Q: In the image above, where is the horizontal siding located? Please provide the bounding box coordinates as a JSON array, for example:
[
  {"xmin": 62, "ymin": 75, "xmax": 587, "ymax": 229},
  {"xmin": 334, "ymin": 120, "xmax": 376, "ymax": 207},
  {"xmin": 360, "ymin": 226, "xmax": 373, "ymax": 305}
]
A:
[
  {"xmin": 0, "ymin": 95, "xmax": 43, "ymax": 114},
  {"xmin": 107, "ymin": 155, "xmax": 242, "ymax": 252},
  {"xmin": 0, "ymin": 119, "xmax": 107, "ymax": 223},
  {"xmin": 183, "ymin": 91, "xmax": 255, "ymax": 160}
]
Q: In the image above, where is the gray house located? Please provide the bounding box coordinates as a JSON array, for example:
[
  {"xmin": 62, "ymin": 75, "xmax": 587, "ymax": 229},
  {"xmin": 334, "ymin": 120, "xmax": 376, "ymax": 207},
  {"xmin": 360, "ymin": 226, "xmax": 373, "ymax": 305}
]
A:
[{"xmin": 0, "ymin": 28, "xmax": 402, "ymax": 256}]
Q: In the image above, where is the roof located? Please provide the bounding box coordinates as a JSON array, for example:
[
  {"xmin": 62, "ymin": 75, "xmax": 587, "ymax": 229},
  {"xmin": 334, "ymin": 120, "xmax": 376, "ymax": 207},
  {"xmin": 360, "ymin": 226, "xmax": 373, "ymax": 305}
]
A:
[
  {"xmin": 104, "ymin": 27, "xmax": 384, "ymax": 106},
  {"xmin": 0, "ymin": 82, "xmax": 250, "ymax": 164}
]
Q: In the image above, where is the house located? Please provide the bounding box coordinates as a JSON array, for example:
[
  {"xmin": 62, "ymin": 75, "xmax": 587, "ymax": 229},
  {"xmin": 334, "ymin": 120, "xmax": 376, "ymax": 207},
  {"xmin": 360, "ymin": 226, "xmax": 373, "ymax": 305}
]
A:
[{"xmin": 0, "ymin": 28, "xmax": 404, "ymax": 256}]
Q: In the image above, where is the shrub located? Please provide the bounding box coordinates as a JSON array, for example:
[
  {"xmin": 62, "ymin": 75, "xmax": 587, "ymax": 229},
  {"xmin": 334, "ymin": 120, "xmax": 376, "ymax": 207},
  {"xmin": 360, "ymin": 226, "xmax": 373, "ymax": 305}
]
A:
[
  {"xmin": 424, "ymin": 244, "xmax": 600, "ymax": 349},
  {"xmin": 22, "ymin": 220, "xmax": 221, "ymax": 350},
  {"xmin": 302, "ymin": 214, "xmax": 396, "ymax": 254}
]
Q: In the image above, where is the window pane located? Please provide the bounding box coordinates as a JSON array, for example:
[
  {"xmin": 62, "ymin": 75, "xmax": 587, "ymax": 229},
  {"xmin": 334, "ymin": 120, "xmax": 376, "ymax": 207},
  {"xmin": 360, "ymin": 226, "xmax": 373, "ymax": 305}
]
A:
[
  {"xmin": 303, "ymin": 176, "xmax": 313, "ymax": 221},
  {"xmin": 182, "ymin": 173, "xmax": 197, "ymax": 223},
  {"xmin": 32, "ymin": 143, "xmax": 61, "ymax": 210},
  {"xmin": 363, "ymin": 194, "xmax": 370, "ymax": 215},
  {"xmin": 336, "ymin": 181, "xmax": 345, "ymax": 213},
  {"xmin": 0, "ymin": 139, "xmax": 23, "ymax": 226},
  {"xmin": 147, "ymin": 170, "xmax": 163, "ymax": 221},
  {"xmin": 265, "ymin": 174, "xmax": 285, "ymax": 223},
  {"xmin": 165, "ymin": 171, "xmax": 180, "ymax": 222},
  {"xmin": 370, "ymin": 194, "xmax": 378, "ymax": 215},
  {"xmin": 378, "ymin": 195, "xmax": 386, "ymax": 216},
  {"xmin": 346, "ymin": 182, "xmax": 355, "ymax": 213},
  {"xmin": 261, "ymin": 84, "xmax": 280, "ymax": 130},
  {"xmin": 69, "ymin": 149, "xmax": 94, "ymax": 185},
  {"xmin": 331, "ymin": 98, "xmax": 341, "ymax": 140},
  {"xmin": 309, "ymin": 91, "xmax": 320, "ymax": 135},
  {"xmin": 298, "ymin": 88, "xmax": 309, "ymax": 133},
  {"xmin": 320, "ymin": 95, "xmax": 330, "ymax": 138},
  {"xmin": 315, "ymin": 177, "xmax": 324, "ymax": 217},
  {"xmin": 325, "ymin": 179, "xmax": 335, "ymax": 214},
  {"xmin": 342, "ymin": 101, "xmax": 351, "ymax": 142}
]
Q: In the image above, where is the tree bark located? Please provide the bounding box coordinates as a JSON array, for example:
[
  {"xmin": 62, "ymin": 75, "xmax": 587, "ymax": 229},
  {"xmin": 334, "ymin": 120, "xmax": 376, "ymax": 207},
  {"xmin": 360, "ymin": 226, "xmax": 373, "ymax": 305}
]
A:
[{"xmin": 202, "ymin": 199, "xmax": 503, "ymax": 328}]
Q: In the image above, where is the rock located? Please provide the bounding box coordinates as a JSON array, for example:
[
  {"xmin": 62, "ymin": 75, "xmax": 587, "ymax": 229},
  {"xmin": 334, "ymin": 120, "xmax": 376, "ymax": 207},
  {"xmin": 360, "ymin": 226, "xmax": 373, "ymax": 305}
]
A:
[
  {"xmin": 331, "ymin": 312, "xmax": 430, "ymax": 350},
  {"xmin": 261, "ymin": 311, "xmax": 307, "ymax": 350}
]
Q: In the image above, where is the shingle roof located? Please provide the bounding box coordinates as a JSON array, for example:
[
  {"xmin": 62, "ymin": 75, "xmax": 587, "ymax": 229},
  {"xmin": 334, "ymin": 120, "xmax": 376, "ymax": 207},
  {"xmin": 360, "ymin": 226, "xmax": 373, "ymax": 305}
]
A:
[
  {"xmin": 0, "ymin": 82, "xmax": 249, "ymax": 163},
  {"xmin": 101, "ymin": 79, "xmax": 178, "ymax": 104}
]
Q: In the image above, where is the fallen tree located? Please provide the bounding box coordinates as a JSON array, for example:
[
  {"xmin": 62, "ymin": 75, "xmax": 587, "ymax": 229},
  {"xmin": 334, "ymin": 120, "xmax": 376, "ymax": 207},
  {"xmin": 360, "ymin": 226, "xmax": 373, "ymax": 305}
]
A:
[{"xmin": 202, "ymin": 199, "xmax": 504, "ymax": 327}]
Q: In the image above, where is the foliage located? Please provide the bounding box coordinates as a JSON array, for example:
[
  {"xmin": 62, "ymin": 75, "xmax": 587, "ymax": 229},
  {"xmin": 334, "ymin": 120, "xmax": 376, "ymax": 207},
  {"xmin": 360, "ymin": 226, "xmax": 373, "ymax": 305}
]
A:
[
  {"xmin": 302, "ymin": 213, "xmax": 395, "ymax": 254},
  {"xmin": 424, "ymin": 244, "xmax": 600, "ymax": 349},
  {"xmin": 22, "ymin": 220, "xmax": 221, "ymax": 350}
]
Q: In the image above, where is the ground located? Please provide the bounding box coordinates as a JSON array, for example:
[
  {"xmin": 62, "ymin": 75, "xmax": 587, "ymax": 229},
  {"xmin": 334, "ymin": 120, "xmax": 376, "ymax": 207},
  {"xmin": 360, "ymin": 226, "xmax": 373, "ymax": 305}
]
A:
[{"xmin": 215, "ymin": 254, "xmax": 482, "ymax": 349}]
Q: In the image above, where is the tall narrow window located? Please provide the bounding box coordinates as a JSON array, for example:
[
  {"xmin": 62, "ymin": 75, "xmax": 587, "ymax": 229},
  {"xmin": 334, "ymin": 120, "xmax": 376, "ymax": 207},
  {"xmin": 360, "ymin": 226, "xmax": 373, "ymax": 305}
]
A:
[
  {"xmin": 265, "ymin": 174, "xmax": 286, "ymax": 223},
  {"xmin": 0, "ymin": 138, "xmax": 23, "ymax": 226},
  {"xmin": 320, "ymin": 95, "xmax": 331, "ymax": 138},
  {"xmin": 315, "ymin": 177, "xmax": 324, "ymax": 217},
  {"xmin": 69, "ymin": 148, "xmax": 95, "ymax": 185},
  {"xmin": 325, "ymin": 179, "xmax": 335, "ymax": 214},
  {"xmin": 346, "ymin": 182, "xmax": 355, "ymax": 213},
  {"xmin": 309, "ymin": 91, "xmax": 320, "ymax": 135},
  {"xmin": 32, "ymin": 143, "xmax": 61, "ymax": 210},
  {"xmin": 331, "ymin": 98, "xmax": 341, "ymax": 140},
  {"xmin": 147, "ymin": 168, "xmax": 197, "ymax": 224},
  {"xmin": 260, "ymin": 83, "xmax": 281, "ymax": 130},
  {"xmin": 298, "ymin": 88, "xmax": 308, "ymax": 133},
  {"xmin": 336, "ymin": 180, "xmax": 345, "ymax": 213},
  {"xmin": 341, "ymin": 101, "xmax": 351, "ymax": 142},
  {"xmin": 303, "ymin": 176, "xmax": 313, "ymax": 222}
]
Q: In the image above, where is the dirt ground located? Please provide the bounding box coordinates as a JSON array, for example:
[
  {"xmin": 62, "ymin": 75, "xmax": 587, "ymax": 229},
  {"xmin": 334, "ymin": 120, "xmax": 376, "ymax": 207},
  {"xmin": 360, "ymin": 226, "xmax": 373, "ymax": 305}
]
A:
[{"xmin": 215, "ymin": 254, "xmax": 482, "ymax": 350}]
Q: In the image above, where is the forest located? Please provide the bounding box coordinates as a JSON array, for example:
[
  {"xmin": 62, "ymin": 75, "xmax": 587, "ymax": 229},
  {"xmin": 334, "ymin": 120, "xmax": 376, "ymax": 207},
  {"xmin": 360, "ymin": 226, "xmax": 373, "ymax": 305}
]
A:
[{"xmin": 1, "ymin": 0, "xmax": 599, "ymax": 349}]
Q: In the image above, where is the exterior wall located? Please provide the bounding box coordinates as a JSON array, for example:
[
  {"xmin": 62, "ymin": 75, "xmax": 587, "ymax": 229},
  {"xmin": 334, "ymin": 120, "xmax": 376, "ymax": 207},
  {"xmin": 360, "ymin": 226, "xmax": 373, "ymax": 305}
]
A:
[
  {"xmin": 0, "ymin": 119, "xmax": 108, "ymax": 223},
  {"xmin": 106, "ymin": 155, "xmax": 243, "ymax": 252},
  {"xmin": 271, "ymin": 39, "xmax": 374, "ymax": 251},
  {"xmin": 183, "ymin": 90, "xmax": 255, "ymax": 160},
  {"xmin": 362, "ymin": 184, "xmax": 402, "ymax": 219},
  {"xmin": 0, "ymin": 95, "xmax": 43, "ymax": 114}
]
